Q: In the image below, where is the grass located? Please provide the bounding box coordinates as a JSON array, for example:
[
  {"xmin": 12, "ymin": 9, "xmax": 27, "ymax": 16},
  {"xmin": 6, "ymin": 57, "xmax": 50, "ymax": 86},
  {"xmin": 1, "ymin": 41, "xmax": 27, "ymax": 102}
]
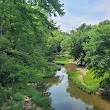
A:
[
  {"xmin": 59, "ymin": 52, "xmax": 70, "ymax": 57},
  {"xmin": 54, "ymin": 52, "xmax": 102, "ymax": 93},
  {"xmin": 53, "ymin": 58, "xmax": 73, "ymax": 65},
  {"xmin": 69, "ymin": 70, "xmax": 109, "ymax": 94},
  {"xmin": 83, "ymin": 71, "xmax": 100, "ymax": 90},
  {"xmin": 69, "ymin": 71, "xmax": 81, "ymax": 83},
  {"xmin": 53, "ymin": 52, "xmax": 109, "ymax": 94},
  {"xmin": 53, "ymin": 52, "xmax": 73, "ymax": 65},
  {"xmin": 53, "ymin": 52, "xmax": 104, "ymax": 93},
  {"xmin": 83, "ymin": 71, "xmax": 109, "ymax": 90}
]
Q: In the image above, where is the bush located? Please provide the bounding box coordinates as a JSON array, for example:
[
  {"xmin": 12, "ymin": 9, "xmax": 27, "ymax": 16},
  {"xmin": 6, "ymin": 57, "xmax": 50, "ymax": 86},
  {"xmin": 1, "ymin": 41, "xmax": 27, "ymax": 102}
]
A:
[
  {"xmin": 13, "ymin": 92, "xmax": 24, "ymax": 102},
  {"xmin": 100, "ymin": 77, "xmax": 110, "ymax": 89},
  {"xmin": 8, "ymin": 102, "xmax": 23, "ymax": 110},
  {"xmin": 69, "ymin": 71, "xmax": 98, "ymax": 94},
  {"xmin": 32, "ymin": 96, "xmax": 50, "ymax": 107}
]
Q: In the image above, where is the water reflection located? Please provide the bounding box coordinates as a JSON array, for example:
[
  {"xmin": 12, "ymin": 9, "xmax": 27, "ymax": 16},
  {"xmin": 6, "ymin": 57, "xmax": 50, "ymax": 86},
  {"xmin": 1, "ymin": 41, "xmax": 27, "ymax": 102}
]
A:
[
  {"xmin": 67, "ymin": 80, "xmax": 110, "ymax": 110},
  {"xmin": 43, "ymin": 67, "xmax": 110, "ymax": 110},
  {"xmin": 47, "ymin": 67, "xmax": 94, "ymax": 110}
]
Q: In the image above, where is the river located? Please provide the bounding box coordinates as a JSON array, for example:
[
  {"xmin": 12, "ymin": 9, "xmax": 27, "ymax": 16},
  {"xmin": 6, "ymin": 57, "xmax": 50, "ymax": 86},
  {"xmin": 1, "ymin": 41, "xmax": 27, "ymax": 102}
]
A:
[{"xmin": 43, "ymin": 66, "xmax": 110, "ymax": 110}]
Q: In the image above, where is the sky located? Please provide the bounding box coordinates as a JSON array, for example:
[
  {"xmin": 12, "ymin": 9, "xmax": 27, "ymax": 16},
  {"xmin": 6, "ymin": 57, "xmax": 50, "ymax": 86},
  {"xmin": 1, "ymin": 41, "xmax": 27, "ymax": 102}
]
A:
[{"xmin": 53, "ymin": 0, "xmax": 110, "ymax": 32}]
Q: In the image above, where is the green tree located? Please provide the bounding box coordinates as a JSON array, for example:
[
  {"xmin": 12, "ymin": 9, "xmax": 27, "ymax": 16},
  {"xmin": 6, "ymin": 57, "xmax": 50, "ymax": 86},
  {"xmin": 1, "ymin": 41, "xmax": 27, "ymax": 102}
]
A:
[
  {"xmin": 84, "ymin": 24, "xmax": 110, "ymax": 77},
  {"xmin": 0, "ymin": 0, "xmax": 64, "ymax": 109},
  {"xmin": 47, "ymin": 30, "xmax": 68, "ymax": 54},
  {"xmin": 69, "ymin": 24, "xmax": 92, "ymax": 65}
]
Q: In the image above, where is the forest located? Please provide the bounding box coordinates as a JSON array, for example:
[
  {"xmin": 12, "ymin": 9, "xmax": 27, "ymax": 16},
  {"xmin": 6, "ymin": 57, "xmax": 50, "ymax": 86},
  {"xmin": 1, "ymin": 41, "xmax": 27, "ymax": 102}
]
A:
[
  {"xmin": 0, "ymin": 0, "xmax": 110, "ymax": 110},
  {"xmin": 0, "ymin": 0, "xmax": 64, "ymax": 109},
  {"xmin": 48, "ymin": 20, "xmax": 110, "ymax": 93}
]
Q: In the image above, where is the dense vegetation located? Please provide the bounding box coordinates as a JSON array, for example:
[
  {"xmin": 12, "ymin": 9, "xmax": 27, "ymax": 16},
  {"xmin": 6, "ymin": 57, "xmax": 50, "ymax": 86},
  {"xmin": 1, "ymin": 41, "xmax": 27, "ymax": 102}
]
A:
[
  {"xmin": 0, "ymin": 0, "xmax": 65, "ymax": 109},
  {"xmin": 0, "ymin": 0, "xmax": 110, "ymax": 109},
  {"xmin": 59, "ymin": 20, "xmax": 110, "ymax": 91}
]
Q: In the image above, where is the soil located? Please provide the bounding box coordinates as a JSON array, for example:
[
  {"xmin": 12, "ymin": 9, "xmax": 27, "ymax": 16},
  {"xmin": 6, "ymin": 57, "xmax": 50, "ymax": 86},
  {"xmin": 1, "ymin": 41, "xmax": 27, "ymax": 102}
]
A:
[{"xmin": 66, "ymin": 62, "xmax": 88, "ymax": 85}]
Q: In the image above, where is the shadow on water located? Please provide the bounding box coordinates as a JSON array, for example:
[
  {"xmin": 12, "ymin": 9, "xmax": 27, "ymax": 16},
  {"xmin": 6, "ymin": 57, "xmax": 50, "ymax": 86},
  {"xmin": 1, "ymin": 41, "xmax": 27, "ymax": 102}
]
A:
[
  {"xmin": 67, "ymin": 80, "xmax": 110, "ymax": 110},
  {"xmin": 42, "ymin": 65, "xmax": 110, "ymax": 110}
]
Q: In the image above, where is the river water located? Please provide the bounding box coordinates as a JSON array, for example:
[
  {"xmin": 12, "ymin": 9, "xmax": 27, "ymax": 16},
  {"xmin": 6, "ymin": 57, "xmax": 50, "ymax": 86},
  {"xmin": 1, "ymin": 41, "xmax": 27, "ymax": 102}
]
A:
[{"xmin": 44, "ymin": 66, "xmax": 110, "ymax": 110}]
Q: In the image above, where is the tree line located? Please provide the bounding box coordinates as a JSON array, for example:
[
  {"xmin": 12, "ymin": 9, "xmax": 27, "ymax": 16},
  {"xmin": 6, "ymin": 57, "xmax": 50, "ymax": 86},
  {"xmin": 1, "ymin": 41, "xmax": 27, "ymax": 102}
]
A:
[{"xmin": 54, "ymin": 20, "xmax": 110, "ymax": 90}]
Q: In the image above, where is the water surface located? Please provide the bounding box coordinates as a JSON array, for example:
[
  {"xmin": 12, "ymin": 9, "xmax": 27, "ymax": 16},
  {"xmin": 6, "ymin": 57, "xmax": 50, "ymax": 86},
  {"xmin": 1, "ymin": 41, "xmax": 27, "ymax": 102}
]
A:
[{"xmin": 45, "ymin": 67, "xmax": 110, "ymax": 110}]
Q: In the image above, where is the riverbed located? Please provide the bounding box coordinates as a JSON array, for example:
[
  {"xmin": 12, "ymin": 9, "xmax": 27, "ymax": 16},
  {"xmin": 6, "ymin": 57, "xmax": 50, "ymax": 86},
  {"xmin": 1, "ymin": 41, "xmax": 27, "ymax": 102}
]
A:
[{"xmin": 43, "ymin": 66, "xmax": 110, "ymax": 110}]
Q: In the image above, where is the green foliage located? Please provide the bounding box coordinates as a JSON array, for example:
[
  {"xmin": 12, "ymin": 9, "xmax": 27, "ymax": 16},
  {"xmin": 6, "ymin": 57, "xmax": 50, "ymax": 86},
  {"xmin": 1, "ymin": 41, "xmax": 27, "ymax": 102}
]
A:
[
  {"xmin": 84, "ymin": 23, "xmax": 110, "ymax": 77},
  {"xmin": 100, "ymin": 77, "xmax": 110, "ymax": 89},
  {"xmin": 83, "ymin": 72, "xmax": 100, "ymax": 88},
  {"xmin": 21, "ymin": 86, "xmax": 41, "ymax": 97},
  {"xmin": 69, "ymin": 71, "xmax": 81, "ymax": 83},
  {"xmin": 8, "ymin": 102, "xmax": 23, "ymax": 110},
  {"xmin": 68, "ymin": 24, "xmax": 91, "ymax": 65},
  {"xmin": 69, "ymin": 71, "xmax": 98, "ymax": 93},
  {"xmin": 32, "ymin": 96, "xmax": 51, "ymax": 107},
  {"xmin": 47, "ymin": 30, "xmax": 69, "ymax": 54},
  {"xmin": 13, "ymin": 92, "xmax": 24, "ymax": 102},
  {"xmin": 60, "ymin": 36, "xmax": 71, "ymax": 51},
  {"xmin": 59, "ymin": 52, "xmax": 70, "ymax": 57},
  {"xmin": 83, "ymin": 71, "xmax": 108, "ymax": 91},
  {"xmin": 0, "ymin": 0, "xmax": 64, "ymax": 109},
  {"xmin": 53, "ymin": 52, "xmax": 73, "ymax": 65},
  {"xmin": 53, "ymin": 59, "xmax": 68, "ymax": 65},
  {"xmin": 0, "ymin": 85, "xmax": 8, "ymax": 105},
  {"xmin": 65, "ymin": 20, "xmax": 110, "ymax": 90},
  {"xmin": 69, "ymin": 70, "xmax": 109, "ymax": 93}
]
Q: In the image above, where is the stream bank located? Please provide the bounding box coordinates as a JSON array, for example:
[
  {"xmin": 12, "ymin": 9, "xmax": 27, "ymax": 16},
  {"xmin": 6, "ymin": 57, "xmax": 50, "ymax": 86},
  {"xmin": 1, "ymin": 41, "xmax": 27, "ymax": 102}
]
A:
[
  {"xmin": 53, "ymin": 52, "xmax": 109, "ymax": 94},
  {"xmin": 42, "ymin": 65, "xmax": 110, "ymax": 110}
]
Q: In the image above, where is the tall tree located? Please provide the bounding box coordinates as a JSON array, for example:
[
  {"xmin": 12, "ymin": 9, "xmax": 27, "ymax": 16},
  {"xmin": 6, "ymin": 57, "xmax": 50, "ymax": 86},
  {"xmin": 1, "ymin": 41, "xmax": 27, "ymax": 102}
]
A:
[
  {"xmin": 69, "ymin": 24, "xmax": 92, "ymax": 65},
  {"xmin": 0, "ymin": 0, "xmax": 64, "ymax": 109},
  {"xmin": 84, "ymin": 23, "xmax": 110, "ymax": 77}
]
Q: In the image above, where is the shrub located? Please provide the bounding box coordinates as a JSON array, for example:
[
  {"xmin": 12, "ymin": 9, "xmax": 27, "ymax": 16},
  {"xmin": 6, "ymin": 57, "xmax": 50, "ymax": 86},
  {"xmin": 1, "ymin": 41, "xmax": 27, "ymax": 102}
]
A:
[{"xmin": 13, "ymin": 92, "xmax": 24, "ymax": 102}]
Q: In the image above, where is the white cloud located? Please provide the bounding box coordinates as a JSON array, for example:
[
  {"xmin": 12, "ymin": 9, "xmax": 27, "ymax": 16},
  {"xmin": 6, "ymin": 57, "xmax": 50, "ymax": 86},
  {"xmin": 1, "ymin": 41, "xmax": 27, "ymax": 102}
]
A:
[
  {"xmin": 53, "ymin": 12, "xmax": 99, "ymax": 32},
  {"xmin": 53, "ymin": 0, "xmax": 110, "ymax": 32},
  {"xmin": 93, "ymin": 0, "xmax": 110, "ymax": 18}
]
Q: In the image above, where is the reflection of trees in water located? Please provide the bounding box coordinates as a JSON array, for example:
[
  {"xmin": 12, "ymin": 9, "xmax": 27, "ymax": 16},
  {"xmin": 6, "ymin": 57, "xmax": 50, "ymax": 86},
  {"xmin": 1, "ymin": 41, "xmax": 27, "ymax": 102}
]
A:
[
  {"xmin": 66, "ymin": 80, "xmax": 110, "ymax": 110},
  {"xmin": 38, "ymin": 75, "xmax": 61, "ymax": 92},
  {"xmin": 67, "ymin": 80, "xmax": 91, "ymax": 100},
  {"xmin": 45, "ymin": 75, "xmax": 61, "ymax": 86},
  {"xmin": 85, "ymin": 106, "xmax": 94, "ymax": 110},
  {"xmin": 59, "ymin": 75, "xmax": 64, "ymax": 81}
]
